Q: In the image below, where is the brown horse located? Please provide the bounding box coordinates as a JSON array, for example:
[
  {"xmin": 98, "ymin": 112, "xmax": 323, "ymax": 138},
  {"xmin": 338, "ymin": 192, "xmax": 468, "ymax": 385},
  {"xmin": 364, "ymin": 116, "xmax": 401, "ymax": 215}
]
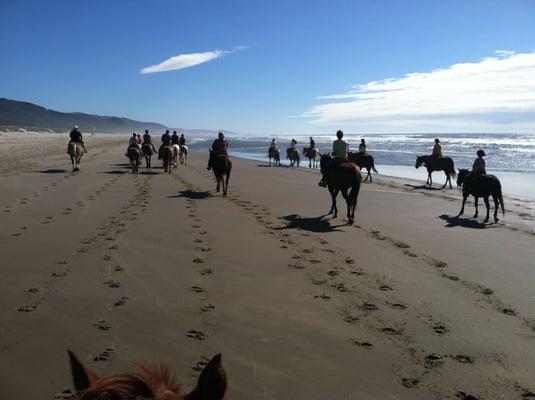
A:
[
  {"xmin": 68, "ymin": 142, "xmax": 84, "ymax": 172},
  {"xmin": 128, "ymin": 147, "xmax": 141, "ymax": 173},
  {"xmin": 210, "ymin": 151, "xmax": 232, "ymax": 195},
  {"xmin": 161, "ymin": 145, "xmax": 174, "ymax": 174},
  {"xmin": 268, "ymin": 148, "xmax": 281, "ymax": 166},
  {"xmin": 415, "ymin": 155, "xmax": 456, "ymax": 188},
  {"xmin": 67, "ymin": 350, "xmax": 227, "ymax": 400},
  {"xmin": 286, "ymin": 148, "xmax": 300, "ymax": 167},
  {"xmin": 348, "ymin": 152, "xmax": 378, "ymax": 182},
  {"xmin": 320, "ymin": 154, "xmax": 362, "ymax": 224},
  {"xmin": 303, "ymin": 147, "xmax": 320, "ymax": 169}
]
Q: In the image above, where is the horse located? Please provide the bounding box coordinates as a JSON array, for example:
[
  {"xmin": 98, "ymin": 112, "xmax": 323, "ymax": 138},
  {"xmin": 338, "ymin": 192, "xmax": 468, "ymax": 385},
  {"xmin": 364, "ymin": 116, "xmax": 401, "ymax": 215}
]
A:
[
  {"xmin": 320, "ymin": 154, "xmax": 362, "ymax": 225},
  {"xmin": 348, "ymin": 152, "xmax": 378, "ymax": 182},
  {"xmin": 303, "ymin": 147, "xmax": 321, "ymax": 169},
  {"xmin": 142, "ymin": 143, "xmax": 155, "ymax": 168},
  {"xmin": 210, "ymin": 151, "xmax": 232, "ymax": 195},
  {"xmin": 161, "ymin": 145, "xmax": 174, "ymax": 174},
  {"xmin": 415, "ymin": 155, "xmax": 456, "ymax": 188},
  {"xmin": 179, "ymin": 145, "xmax": 188, "ymax": 165},
  {"xmin": 286, "ymin": 148, "xmax": 300, "ymax": 167},
  {"xmin": 127, "ymin": 147, "xmax": 141, "ymax": 173},
  {"xmin": 457, "ymin": 169, "xmax": 505, "ymax": 223},
  {"xmin": 68, "ymin": 142, "xmax": 84, "ymax": 172},
  {"xmin": 67, "ymin": 350, "xmax": 227, "ymax": 400},
  {"xmin": 172, "ymin": 144, "xmax": 181, "ymax": 168},
  {"xmin": 268, "ymin": 148, "xmax": 281, "ymax": 166}
]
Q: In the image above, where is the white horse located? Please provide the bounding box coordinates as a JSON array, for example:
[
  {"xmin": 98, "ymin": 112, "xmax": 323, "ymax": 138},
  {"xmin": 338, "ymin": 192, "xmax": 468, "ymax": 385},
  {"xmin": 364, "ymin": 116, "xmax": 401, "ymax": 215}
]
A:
[
  {"xmin": 172, "ymin": 144, "xmax": 181, "ymax": 168},
  {"xmin": 68, "ymin": 142, "xmax": 84, "ymax": 172},
  {"xmin": 179, "ymin": 145, "xmax": 188, "ymax": 165}
]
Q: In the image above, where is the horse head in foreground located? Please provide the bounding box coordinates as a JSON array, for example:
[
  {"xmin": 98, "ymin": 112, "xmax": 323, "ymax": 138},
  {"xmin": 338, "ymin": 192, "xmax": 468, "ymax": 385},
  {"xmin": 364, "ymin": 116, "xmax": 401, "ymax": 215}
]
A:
[
  {"xmin": 320, "ymin": 154, "xmax": 362, "ymax": 225},
  {"xmin": 415, "ymin": 155, "xmax": 456, "ymax": 188},
  {"xmin": 457, "ymin": 168, "xmax": 504, "ymax": 223},
  {"xmin": 68, "ymin": 350, "xmax": 227, "ymax": 400}
]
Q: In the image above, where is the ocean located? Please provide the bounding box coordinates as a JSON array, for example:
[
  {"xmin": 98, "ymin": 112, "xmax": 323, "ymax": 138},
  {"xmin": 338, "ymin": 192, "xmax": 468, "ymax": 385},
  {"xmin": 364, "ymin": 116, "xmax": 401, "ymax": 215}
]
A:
[{"xmin": 187, "ymin": 133, "xmax": 535, "ymax": 201}]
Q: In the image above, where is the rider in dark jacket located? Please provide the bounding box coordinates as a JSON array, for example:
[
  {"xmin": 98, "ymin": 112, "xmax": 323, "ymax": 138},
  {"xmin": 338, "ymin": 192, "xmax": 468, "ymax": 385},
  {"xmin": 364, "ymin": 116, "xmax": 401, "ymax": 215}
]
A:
[
  {"xmin": 171, "ymin": 130, "xmax": 179, "ymax": 145},
  {"xmin": 179, "ymin": 133, "xmax": 186, "ymax": 146},
  {"xmin": 68, "ymin": 126, "xmax": 87, "ymax": 153},
  {"xmin": 142, "ymin": 129, "xmax": 157, "ymax": 153},
  {"xmin": 158, "ymin": 130, "xmax": 171, "ymax": 159},
  {"xmin": 207, "ymin": 132, "xmax": 228, "ymax": 170}
]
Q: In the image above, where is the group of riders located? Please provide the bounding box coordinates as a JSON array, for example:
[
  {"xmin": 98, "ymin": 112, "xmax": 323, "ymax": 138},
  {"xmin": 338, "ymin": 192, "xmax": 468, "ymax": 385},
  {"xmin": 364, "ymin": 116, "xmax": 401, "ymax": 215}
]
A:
[{"xmin": 66, "ymin": 125, "xmax": 487, "ymax": 181}]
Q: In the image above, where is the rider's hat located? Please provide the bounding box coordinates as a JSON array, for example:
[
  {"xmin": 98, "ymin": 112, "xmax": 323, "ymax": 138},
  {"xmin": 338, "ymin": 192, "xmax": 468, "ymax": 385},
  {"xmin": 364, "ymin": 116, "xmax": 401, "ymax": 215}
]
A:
[
  {"xmin": 477, "ymin": 149, "xmax": 486, "ymax": 157},
  {"xmin": 73, "ymin": 125, "xmax": 79, "ymax": 130},
  {"xmin": 435, "ymin": 138, "xmax": 440, "ymax": 143},
  {"xmin": 336, "ymin": 130, "xmax": 344, "ymax": 138}
]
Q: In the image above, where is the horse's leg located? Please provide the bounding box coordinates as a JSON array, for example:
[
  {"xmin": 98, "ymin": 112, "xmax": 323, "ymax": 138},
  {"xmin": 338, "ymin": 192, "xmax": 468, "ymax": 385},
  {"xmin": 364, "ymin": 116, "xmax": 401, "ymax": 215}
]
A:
[
  {"xmin": 216, "ymin": 174, "xmax": 221, "ymax": 192},
  {"xmin": 330, "ymin": 188, "xmax": 339, "ymax": 218},
  {"xmin": 224, "ymin": 172, "xmax": 230, "ymax": 196},
  {"xmin": 483, "ymin": 196, "xmax": 490, "ymax": 223},
  {"xmin": 340, "ymin": 188, "xmax": 352, "ymax": 224},
  {"xmin": 492, "ymin": 194, "xmax": 500, "ymax": 222},
  {"xmin": 473, "ymin": 196, "xmax": 479, "ymax": 218},
  {"xmin": 459, "ymin": 193, "xmax": 468, "ymax": 216}
]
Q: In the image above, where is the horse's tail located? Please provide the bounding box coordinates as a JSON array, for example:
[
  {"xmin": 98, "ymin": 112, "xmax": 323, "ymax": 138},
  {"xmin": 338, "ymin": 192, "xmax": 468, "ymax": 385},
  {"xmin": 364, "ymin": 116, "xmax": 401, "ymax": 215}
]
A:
[
  {"xmin": 450, "ymin": 159, "xmax": 457, "ymax": 178},
  {"xmin": 498, "ymin": 186, "xmax": 505, "ymax": 217},
  {"xmin": 372, "ymin": 163, "xmax": 378, "ymax": 173},
  {"xmin": 350, "ymin": 167, "xmax": 362, "ymax": 198}
]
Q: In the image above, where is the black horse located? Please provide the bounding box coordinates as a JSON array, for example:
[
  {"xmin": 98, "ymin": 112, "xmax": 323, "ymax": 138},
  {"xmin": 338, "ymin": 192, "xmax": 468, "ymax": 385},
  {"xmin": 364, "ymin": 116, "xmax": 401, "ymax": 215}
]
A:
[
  {"xmin": 415, "ymin": 155, "xmax": 456, "ymax": 188},
  {"xmin": 348, "ymin": 152, "xmax": 378, "ymax": 182},
  {"xmin": 319, "ymin": 154, "xmax": 362, "ymax": 224},
  {"xmin": 457, "ymin": 169, "xmax": 505, "ymax": 223}
]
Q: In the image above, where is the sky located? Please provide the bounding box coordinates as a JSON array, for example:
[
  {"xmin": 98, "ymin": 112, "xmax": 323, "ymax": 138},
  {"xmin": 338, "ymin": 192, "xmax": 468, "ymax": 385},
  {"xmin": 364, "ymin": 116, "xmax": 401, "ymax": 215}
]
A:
[{"xmin": 1, "ymin": 0, "xmax": 535, "ymax": 135}]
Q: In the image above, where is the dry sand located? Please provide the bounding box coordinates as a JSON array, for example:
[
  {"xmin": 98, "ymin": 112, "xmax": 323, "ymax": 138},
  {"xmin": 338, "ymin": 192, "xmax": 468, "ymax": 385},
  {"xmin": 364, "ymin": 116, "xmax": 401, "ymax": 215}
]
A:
[{"xmin": 1, "ymin": 132, "xmax": 534, "ymax": 399}]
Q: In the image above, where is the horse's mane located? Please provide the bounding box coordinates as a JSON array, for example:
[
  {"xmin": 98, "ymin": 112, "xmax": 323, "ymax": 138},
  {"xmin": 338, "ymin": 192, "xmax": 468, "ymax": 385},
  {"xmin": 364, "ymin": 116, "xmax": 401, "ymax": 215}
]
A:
[{"xmin": 75, "ymin": 363, "xmax": 181, "ymax": 400}]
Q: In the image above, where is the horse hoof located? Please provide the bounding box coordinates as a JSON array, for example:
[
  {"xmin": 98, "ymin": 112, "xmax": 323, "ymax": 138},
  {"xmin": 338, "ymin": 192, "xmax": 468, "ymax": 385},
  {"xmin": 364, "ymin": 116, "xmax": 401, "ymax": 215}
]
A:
[{"xmin": 484, "ymin": 218, "xmax": 489, "ymax": 223}]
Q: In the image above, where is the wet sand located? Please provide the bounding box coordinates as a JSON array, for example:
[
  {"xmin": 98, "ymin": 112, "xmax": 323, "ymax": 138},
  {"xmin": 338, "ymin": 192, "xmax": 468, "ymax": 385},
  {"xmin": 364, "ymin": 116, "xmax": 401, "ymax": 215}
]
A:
[{"xmin": 1, "ymin": 133, "xmax": 535, "ymax": 399}]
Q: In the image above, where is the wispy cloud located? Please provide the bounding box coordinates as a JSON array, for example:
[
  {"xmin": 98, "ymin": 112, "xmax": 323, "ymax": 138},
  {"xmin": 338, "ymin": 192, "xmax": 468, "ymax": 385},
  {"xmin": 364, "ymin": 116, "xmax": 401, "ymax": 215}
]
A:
[
  {"xmin": 140, "ymin": 46, "xmax": 245, "ymax": 74},
  {"xmin": 303, "ymin": 51, "xmax": 535, "ymax": 132}
]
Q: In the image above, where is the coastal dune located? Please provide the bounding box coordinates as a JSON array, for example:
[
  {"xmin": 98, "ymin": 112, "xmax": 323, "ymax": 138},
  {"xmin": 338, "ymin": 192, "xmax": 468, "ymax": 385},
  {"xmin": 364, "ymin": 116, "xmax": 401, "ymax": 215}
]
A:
[{"xmin": 1, "ymin": 134, "xmax": 534, "ymax": 399}]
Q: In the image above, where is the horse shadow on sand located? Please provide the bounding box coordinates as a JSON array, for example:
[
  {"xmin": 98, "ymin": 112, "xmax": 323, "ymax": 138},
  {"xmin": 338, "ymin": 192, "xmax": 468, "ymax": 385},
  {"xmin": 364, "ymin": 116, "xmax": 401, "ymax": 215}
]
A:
[
  {"xmin": 439, "ymin": 214, "xmax": 499, "ymax": 229},
  {"xmin": 276, "ymin": 214, "xmax": 347, "ymax": 233},
  {"xmin": 404, "ymin": 184, "xmax": 443, "ymax": 191},
  {"xmin": 167, "ymin": 190, "xmax": 212, "ymax": 200},
  {"xmin": 39, "ymin": 168, "xmax": 67, "ymax": 174}
]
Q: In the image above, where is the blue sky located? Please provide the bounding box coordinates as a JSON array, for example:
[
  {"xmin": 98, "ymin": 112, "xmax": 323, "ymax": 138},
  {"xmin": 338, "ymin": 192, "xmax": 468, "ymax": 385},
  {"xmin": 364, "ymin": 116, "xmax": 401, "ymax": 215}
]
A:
[{"xmin": 1, "ymin": 0, "xmax": 535, "ymax": 134}]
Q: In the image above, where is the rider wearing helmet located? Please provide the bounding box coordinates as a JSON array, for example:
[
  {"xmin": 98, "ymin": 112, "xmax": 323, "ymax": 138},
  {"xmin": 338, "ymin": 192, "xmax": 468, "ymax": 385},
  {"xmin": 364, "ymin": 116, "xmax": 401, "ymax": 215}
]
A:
[
  {"xmin": 126, "ymin": 132, "xmax": 142, "ymax": 157},
  {"xmin": 207, "ymin": 132, "xmax": 228, "ymax": 170},
  {"xmin": 171, "ymin": 130, "xmax": 179, "ymax": 145},
  {"xmin": 68, "ymin": 125, "xmax": 87, "ymax": 153},
  {"xmin": 472, "ymin": 149, "xmax": 486, "ymax": 176},
  {"xmin": 319, "ymin": 130, "xmax": 348, "ymax": 187},
  {"xmin": 142, "ymin": 129, "xmax": 157, "ymax": 154},
  {"xmin": 359, "ymin": 138, "xmax": 366, "ymax": 154}
]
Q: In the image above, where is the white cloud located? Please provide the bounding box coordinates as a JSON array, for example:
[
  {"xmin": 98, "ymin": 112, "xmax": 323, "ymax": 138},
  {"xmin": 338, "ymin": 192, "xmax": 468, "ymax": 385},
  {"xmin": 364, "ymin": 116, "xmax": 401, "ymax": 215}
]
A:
[
  {"xmin": 141, "ymin": 47, "xmax": 243, "ymax": 74},
  {"xmin": 303, "ymin": 51, "xmax": 535, "ymax": 132}
]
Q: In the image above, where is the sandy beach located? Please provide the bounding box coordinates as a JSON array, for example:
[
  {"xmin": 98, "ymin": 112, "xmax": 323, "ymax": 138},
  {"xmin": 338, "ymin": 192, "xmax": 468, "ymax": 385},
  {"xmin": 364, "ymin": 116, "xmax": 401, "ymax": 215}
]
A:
[{"xmin": 1, "ymin": 133, "xmax": 535, "ymax": 399}]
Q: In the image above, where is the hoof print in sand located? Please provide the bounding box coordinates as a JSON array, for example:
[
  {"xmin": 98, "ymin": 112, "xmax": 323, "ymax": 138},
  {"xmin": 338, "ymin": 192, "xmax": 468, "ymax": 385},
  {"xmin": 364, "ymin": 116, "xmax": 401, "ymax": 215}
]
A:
[
  {"xmin": 53, "ymin": 389, "xmax": 74, "ymax": 399},
  {"xmin": 52, "ymin": 271, "xmax": 67, "ymax": 278},
  {"xmin": 114, "ymin": 296, "xmax": 129, "ymax": 307},
  {"xmin": 94, "ymin": 348, "xmax": 115, "ymax": 361},
  {"xmin": 200, "ymin": 268, "xmax": 213, "ymax": 276},
  {"xmin": 94, "ymin": 320, "xmax": 112, "ymax": 331},
  {"xmin": 379, "ymin": 284, "xmax": 393, "ymax": 291},
  {"xmin": 24, "ymin": 287, "xmax": 40, "ymax": 293},
  {"xmin": 390, "ymin": 303, "xmax": 408, "ymax": 310},
  {"xmin": 312, "ymin": 279, "xmax": 327, "ymax": 285},
  {"xmin": 522, "ymin": 391, "xmax": 535, "ymax": 400},
  {"xmin": 424, "ymin": 353, "xmax": 444, "ymax": 368},
  {"xmin": 481, "ymin": 288, "xmax": 494, "ymax": 295},
  {"xmin": 451, "ymin": 354, "xmax": 474, "ymax": 364},
  {"xmin": 190, "ymin": 286, "xmax": 206, "ymax": 293},
  {"xmin": 432, "ymin": 324, "xmax": 449, "ymax": 335},
  {"xmin": 314, "ymin": 293, "xmax": 331, "ymax": 300},
  {"xmin": 380, "ymin": 327, "xmax": 401, "ymax": 335},
  {"xmin": 456, "ymin": 392, "xmax": 480, "ymax": 400},
  {"xmin": 200, "ymin": 246, "xmax": 211, "ymax": 252},
  {"xmin": 186, "ymin": 330, "xmax": 206, "ymax": 340},
  {"xmin": 351, "ymin": 339, "xmax": 373, "ymax": 348},
  {"xmin": 192, "ymin": 356, "xmax": 212, "ymax": 372},
  {"xmin": 104, "ymin": 280, "xmax": 121, "ymax": 288},
  {"xmin": 327, "ymin": 270, "xmax": 339, "ymax": 277},
  {"xmin": 403, "ymin": 250, "xmax": 418, "ymax": 257},
  {"xmin": 345, "ymin": 257, "xmax": 355, "ymax": 264},
  {"xmin": 201, "ymin": 303, "xmax": 215, "ymax": 312},
  {"xmin": 360, "ymin": 302, "xmax": 378, "ymax": 311},
  {"xmin": 401, "ymin": 377, "xmax": 420, "ymax": 388},
  {"xmin": 288, "ymin": 263, "xmax": 305, "ymax": 270},
  {"xmin": 501, "ymin": 307, "xmax": 517, "ymax": 316},
  {"xmin": 114, "ymin": 265, "xmax": 124, "ymax": 272},
  {"xmin": 193, "ymin": 258, "xmax": 204, "ymax": 264},
  {"xmin": 18, "ymin": 305, "xmax": 36, "ymax": 312}
]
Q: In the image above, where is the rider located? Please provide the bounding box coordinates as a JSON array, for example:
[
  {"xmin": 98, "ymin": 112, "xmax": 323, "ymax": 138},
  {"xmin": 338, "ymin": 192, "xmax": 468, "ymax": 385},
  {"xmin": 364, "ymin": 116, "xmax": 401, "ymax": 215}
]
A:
[
  {"xmin": 269, "ymin": 138, "xmax": 278, "ymax": 157},
  {"xmin": 126, "ymin": 132, "xmax": 142, "ymax": 157},
  {"xmin": 287, "ymin": 138, "xmax": 297, "ymax": 158},
  {"xmin": 179, "ymin": 133, "xmax": 186, "ymax": 146},
  {"xmin": 68, "ymin": 125, "xmax": 87, "ymax": 153},
  {"xmin": 319, "ymin": 130, "xmax": 348, "ymax": 187},
  {"xmin": 472, "ymin": 149, "xmax": 486, "ymax": 176},
  {"xmin": 171, "ymin": 130, "xmax": 179, "ymax": 145},
  {"xmin": 432, "ymin": 138, "xmax": 442, "ymax": 157},
  {"xmin": 158, "ymin": 130, "xmax": 172, "ymax": 160},
  {"xmin": 359, "ymin": 139, "xmax": 367, "ymax": 154},
  {"xmin": 307, "ymin": 137, "xmax": 316, "ymax": 158},
  {"xmin": 207, "ymin": 131, "xmax": 228, "ymax": 170},
  {"xmin": 142, "ymin": 129, "xmax": 157, "ymax": 154}
]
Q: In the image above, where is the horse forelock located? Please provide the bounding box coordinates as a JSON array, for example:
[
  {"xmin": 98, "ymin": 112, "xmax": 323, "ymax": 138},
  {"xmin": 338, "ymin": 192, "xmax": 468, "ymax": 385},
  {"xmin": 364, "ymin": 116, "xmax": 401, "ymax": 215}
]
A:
[
  {"xmin": 136, "ymin": 362, "xmax": 181, "ymax": 397},
  {"xmin": 74, "ymin": 373, "xmax": 154, "ymax": 400}
]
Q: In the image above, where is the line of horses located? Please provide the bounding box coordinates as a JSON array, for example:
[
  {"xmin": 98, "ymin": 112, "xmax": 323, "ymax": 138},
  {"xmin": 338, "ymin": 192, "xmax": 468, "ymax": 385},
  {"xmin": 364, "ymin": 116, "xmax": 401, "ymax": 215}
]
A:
[{"xmin": 128, "ymin": 143, "xmax": 189, "ymax": 174}]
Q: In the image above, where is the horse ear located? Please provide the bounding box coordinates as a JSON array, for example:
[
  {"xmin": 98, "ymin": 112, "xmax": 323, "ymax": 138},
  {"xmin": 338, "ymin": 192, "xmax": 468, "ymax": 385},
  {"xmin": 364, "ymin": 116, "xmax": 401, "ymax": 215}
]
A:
[
  {"xmin": 67, "ymin": 350, "xmax": 101, "ymax": 391},
  {"xmin": 185, "ymin": 354, "xmax": 227, "ymax": 400}
]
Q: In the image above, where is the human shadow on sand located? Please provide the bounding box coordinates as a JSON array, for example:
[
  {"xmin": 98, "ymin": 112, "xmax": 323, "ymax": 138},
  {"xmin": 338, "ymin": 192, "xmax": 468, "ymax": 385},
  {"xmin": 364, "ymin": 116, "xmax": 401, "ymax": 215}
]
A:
[
  {"xmin": 439, "ymin": 214, "xmax": 492, "ymax": 229},
  {"xmin": 276, "ymin": 214, "xmax": 346, "ymax": 233},
  {"xmin": 168, "ymin": 190, "xmax": 212, "ymax": 200},
  {"xmin": 39, "ymin": 169, "xmax": 67, "ymax": 174},
  {"xmin": 404, "ymin": 184, "xmax": 443, "ymax": 191}
]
